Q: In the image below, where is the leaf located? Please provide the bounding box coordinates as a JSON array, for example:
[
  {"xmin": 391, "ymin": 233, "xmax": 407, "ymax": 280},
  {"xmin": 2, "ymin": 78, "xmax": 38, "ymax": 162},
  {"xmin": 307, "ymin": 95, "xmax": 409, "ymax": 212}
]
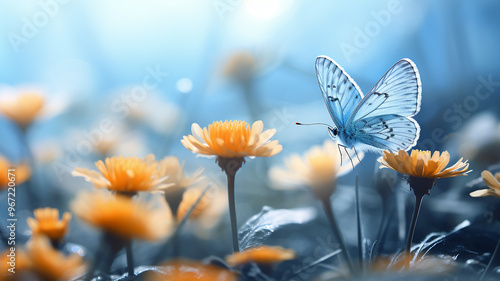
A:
[{"xmin": 238, "ymin": 206, "xmax": 316, "ymax": 250}]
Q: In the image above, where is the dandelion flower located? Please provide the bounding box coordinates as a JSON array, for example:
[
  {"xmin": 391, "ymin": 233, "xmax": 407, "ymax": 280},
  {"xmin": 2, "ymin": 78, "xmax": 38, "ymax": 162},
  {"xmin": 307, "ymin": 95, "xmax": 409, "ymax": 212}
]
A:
[
  {"xmin": 269, "ymin": 140, "xmax": 362, "ymax": 199},
  {"xmin": 377, "ymin": 149, "xmax": 470, "ymax": 267},
  {"xmin": 0, "ymin": 157, "xmax": 31, "ymax": 188},
  {"xmin": 155, "ymin": 156, "xmax": 205, "ymax": 215},
  {"xmin": 27, "ymin": 235, "xmax": 85, "ymax": 281},
  {"xmin": 0, "ymin": 91, "xmax": 44, "ymax": 129},
  {"xmin": 225, "ymin": 246, "xmax": 295, "ymax": 267},
  {"xmin": 181, "ymin": 120, "xmax": 282, "ymax": 160},
  {"xmin": 182, "ymin": 120, "xmax": 281, "ymax": 253},
  {"xmin": 470, "ymin": 170, "xmax": 500, "ymax": 198},
  {"xmin": 71, "ymin": 191, "xmax": 173, "ymax": 241},
  {"xmin": 146, "ymin": 259, "xmax": 237, "ymax": 281},
  {"xmin": 27, "ymin": 207, "xmax": 71, "ymax": 243},
  {"xmin": 72, "ymin": 154, "xmax": 170, "ymax": 195}
]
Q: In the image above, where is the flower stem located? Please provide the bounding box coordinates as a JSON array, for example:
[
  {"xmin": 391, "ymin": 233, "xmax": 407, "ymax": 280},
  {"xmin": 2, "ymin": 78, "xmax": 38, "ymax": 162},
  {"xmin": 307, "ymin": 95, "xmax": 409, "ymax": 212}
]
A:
[
  {"xmin": 405, "ymin": 193, "xmax": 424, "ymax": 268},
  {"xmin": 321, "ymin": 198, "xmax": 355, "ymax": 275},
  {"xmin": 480, "ymin": 235, "xmax": 500, "ymax": 281},
  {"xmin": 126, "ymin": 241, "xmax": 135, "ymax": 277},
  {"xmin": 226, "ymin": 172, "xmax": 240, "ymax": 252}
]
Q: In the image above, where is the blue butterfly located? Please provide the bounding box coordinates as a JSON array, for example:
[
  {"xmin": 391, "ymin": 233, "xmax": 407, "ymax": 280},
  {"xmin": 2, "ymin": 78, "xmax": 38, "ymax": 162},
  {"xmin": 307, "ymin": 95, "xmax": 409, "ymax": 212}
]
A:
[{"xmin": 299, "ymin": 56, "xmax": 421, "ymax": 163}]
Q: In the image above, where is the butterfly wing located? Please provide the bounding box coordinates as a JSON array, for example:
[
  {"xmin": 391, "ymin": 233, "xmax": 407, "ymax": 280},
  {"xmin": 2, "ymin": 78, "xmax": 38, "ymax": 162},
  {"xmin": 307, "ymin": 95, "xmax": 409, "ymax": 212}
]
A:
[
  {"xmin": 315, "ymin": 56, "xmax": 364, "ymax": 128},
  {"xmin": 346, "ymin": 59, "xmax": 421, "ymax": 151},
  {"xmin": 351, "ymin": 114, "xmax": 420, "ymax": 151}
]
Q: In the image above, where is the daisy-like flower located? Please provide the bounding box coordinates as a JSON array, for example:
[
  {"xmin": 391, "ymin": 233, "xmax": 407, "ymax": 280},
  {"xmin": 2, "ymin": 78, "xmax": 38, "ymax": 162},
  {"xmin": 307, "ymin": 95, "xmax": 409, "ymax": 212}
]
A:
[
  {"xmin": 378, "ymin": 149, "xmax": 470, "ymax": 267},
  {"xmin": 155, "ymin": 156, "xmax": 205, "ymax": 216},
  {"xmin": 271, "ymin": 140, "xmax": 360, "ymax": 274},
  {"xmin": 182, "ymin": 120, "xmax": 281, "ymax": 253},
  {"xmin": 181, "ymin": 120, "xmax": 282, "ymax": 160},
  {"xmin": 27, "ymin": 207, "xmax": 71, "ymax": 243},
  {"xmin": 27, "ymin": 235, "xmax": 85, "ymax": 281},
  {"xmin": 176, "ymin": 187, "xmax": 211, "ymax": 222},
  {"xmin": 225, "ymin": 245, "xmax": 295, "ymax": 267},
  {"xmin": 470, "ymin": 170, "xmax": 500, "ymax": 198},
  {"xmin": 72, "ymin": 154, "xmax": 170, "ymax": 195},
  {"xmin": 71, "ymin": 191, "xmax": 173, "ymax": 241},
  {"xmin": 378, "ymin": 150, "xmax": 470, "ymax": 182},
  {"xmin": 269, "ymin": 140, "xmax": 362, "ymax": 200},
  {"xmin": 0, "ymin": 156, "xmax": 31, "ymax": 188},
  {"xmin": 0, "ymin": 91, "xmax": 44, "ymax": 129},
  {"xmin": 146, "ymin": 259, "xmax": 237, "ymax": 281}
]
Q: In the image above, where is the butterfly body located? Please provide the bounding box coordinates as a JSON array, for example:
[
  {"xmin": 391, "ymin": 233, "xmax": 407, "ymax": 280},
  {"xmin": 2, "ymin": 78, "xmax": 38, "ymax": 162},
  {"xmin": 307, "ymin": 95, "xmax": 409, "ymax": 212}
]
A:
[{"xmin": 315, "ymin": 56, "xmax": 421, "ymax": 153}]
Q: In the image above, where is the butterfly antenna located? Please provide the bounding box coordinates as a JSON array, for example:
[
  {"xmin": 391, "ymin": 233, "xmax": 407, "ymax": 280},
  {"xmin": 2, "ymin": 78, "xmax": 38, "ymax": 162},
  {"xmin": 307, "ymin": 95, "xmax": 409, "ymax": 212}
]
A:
[
  {"xmin": 295, "ymin": 122, "xmax": 334, "ymax": 130},
  {"xmin": 353, "ymin": 146, "xmax": 363, "ymax": 166}
]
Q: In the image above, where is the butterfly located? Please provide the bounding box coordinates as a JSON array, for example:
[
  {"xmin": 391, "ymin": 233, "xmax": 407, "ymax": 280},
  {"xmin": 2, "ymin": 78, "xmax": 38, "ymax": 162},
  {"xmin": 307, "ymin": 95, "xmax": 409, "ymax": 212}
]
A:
[{"xmin": 298, "ymin": 56, "xmax": 421, "ymax": 165}]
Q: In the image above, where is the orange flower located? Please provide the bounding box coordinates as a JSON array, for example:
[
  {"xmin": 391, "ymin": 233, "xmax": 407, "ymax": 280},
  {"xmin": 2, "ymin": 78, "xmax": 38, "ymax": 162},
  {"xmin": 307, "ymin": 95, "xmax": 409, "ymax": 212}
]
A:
[
  {"xmin": 27, "ymin": 235, "xmax": 85, "ymax": 281},
  {"xmin": 156, "ymin": 156, "xmax": 205, "ymax": 192},
  {"xmin": 146, "ymin": 259, "xmax": 237, "ymax": 281},
  {"xmin": 269, "ymin": 140, "xmax": 362, "ymax": 199},
  {"xmin": 225, "ymin": 246, "xmax": 296, "ymax": 266},
  {"xmin": 72, "ymin": 154, "xmax": 170, "ymax": 194},
  {"xmin": 181, "ymin": 120, "xmax": 282, "ymax": 158},
  {"xmin": 27, "ymin": 208, "xmax": 71, "ymax": 242},
  {"xmin": 176, "ymin": 187, "xmax": 211, "ymax": 222},
  {"xmin": 0, "ymin": 91, "xmax": 44, "ymax": 129},
  {"xmin": 470, "ymin": 170, "xmax": 500, "ymax": 198},
  {"xmin": 0, "ymin": 157, "xmax": 31, "ymax": 188},
  {"xmin": 378, "ymin": 150, "xmax": 470, "ymax": 179},
  {"xmin": 71, "ymin": 191, "xmax": 173, "ymax": 241}
]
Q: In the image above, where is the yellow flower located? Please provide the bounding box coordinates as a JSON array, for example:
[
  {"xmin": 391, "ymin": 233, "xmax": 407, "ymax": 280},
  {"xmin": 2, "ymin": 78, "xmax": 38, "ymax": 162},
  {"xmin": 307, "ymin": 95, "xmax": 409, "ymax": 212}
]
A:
[
  {"xmin": 470, "ymin": 170, "xmax": 500, "ymax": 198},
  {"xmin": 378, "ymin": 150, "xmax": 470, "ymax": 179},
  {"xmin": 71, "ymin": 191, "xmax": 173, "ymax": 241},
  {"xmin": 157, "ymin": 156, "xmax": 205, "ymax": 191},
  {"xmin": 146, "ymin": 259, "xmax": 237, "ymax": 281},
  {"xmin": 27, "ymin": 235, "xmax": 85, "ymax": 281},
  {"xmin": 0, "ymin": 91, "xmax": 44, "ymax": 129},
  {"xmin": 176, "ymin": 187, "xmax": 211, "ymax": 222},
  {"xmin": 27, "ymin": 208, "xmax": 71, "ymax": 242},
  {"xmin": 225, "ymin": 246, "xmax": 296, "ymax": 266},
  {"xmin": 72, "ymin": 154, "xmax": 170, "ymax": 194},
  {"xmin": 0, "ymin": 157, "xmax": 31, "ymax": 188},
  {"xmin": 181, "ymin": 120, "xmax": 282, "ymax": 159},
  {"xmin": 153, "ymin": 156, "xmax": 205, "ymax": 216},
  {"xmin": 269, "ymin": 140, "xmax": 362, "ymax": 199}
]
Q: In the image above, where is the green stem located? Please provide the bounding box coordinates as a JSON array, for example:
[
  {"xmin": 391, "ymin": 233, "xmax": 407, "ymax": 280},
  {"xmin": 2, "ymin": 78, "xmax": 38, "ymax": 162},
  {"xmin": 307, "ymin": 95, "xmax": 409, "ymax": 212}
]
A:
[
  {"xmin": 126, "ymin": 241, "xmax": 134, "ymax": 277},
  {"xmin": 405, "ymin": 193, "xmax": 424, "ymax": 268},
  {"xmin": 226, "ymin": 172, "xmax": 240, "ymax": 252},
  {"xmin": 321, "ymin": 198, "xmax": 355, "ymax": 275},
  {"xmin": 480, "ymin": 235, "xmax": 500, "ymax": 281}
]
